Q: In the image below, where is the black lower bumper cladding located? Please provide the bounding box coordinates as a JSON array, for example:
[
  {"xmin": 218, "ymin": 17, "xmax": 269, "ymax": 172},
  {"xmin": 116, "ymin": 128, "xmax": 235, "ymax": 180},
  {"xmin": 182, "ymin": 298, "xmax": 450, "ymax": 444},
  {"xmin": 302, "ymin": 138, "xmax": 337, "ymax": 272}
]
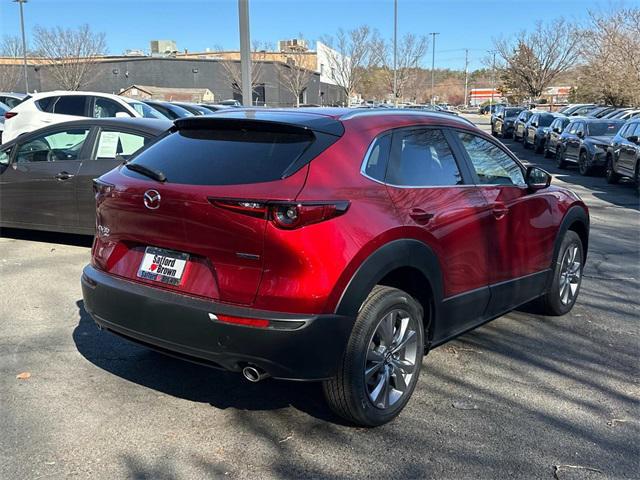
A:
[{"xmin": 81, "ymin": 266, "xmax": 355, "ymax": 381}]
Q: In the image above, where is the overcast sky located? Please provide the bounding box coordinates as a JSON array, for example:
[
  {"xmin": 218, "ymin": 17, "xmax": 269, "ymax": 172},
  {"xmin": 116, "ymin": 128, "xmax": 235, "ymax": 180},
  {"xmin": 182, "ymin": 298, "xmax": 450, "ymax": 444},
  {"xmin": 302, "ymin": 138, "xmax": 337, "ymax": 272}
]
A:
[{"xmin": 0, "ymin": 0, "xmax": 632, "ymax": 70}]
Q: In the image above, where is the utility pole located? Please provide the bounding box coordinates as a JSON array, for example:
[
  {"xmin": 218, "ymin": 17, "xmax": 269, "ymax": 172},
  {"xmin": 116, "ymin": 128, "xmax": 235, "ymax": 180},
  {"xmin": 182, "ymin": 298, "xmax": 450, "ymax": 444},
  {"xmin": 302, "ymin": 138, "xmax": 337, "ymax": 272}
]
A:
[
  {"xmin": 489, "ymin": 50, "xmax": 497, "ymax": 111},
  {"xmin": 238, "ymin": 0, "xmax": 252, "ymax": 106},
  {"xmin": 429, "ymin": 32, "xmax": 439, "ymax": 105},
  {"xmin": 393, "ymin": 0, "xmax": 397, "ymax": 106},
  {"xmin": 463, "ymin": 48, "xmax": 469, "ymax": 107},
  {"xmin": 14, "ymin": 0, "xmax": 29, "ymax": 93}
]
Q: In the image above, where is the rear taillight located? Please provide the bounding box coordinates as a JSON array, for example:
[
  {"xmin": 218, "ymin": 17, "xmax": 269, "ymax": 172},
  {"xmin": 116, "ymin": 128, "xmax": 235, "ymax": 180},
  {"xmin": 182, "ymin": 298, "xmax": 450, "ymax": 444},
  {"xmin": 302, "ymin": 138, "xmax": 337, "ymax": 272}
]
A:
[
  {"xmin": 4, "ymin": 111, "xmax": 17, "ymax": 120},
  {"xmin": 210, "ymin": 199, "xmax": 350, "ymax": 229},
  {"xmin": 213, "ymin": 314, "xmax": 270, "ymax": 328}
]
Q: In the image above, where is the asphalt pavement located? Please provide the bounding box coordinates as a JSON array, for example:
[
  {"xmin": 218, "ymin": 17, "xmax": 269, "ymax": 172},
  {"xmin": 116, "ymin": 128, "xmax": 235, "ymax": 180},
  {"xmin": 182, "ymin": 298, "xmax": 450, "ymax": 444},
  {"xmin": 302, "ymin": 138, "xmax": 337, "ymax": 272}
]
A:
[{"xmin": 1, "ymin": 114, "xmax": 638, "ymax": 479}]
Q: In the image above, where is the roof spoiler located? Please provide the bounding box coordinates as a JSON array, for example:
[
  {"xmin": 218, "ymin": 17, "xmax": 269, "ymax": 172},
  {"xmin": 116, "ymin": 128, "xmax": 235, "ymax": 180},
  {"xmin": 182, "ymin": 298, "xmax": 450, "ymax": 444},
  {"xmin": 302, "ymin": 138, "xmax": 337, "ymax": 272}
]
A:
[{"xmin": 173, "ymin": 114, "xmax": 344, "ymax": 137}]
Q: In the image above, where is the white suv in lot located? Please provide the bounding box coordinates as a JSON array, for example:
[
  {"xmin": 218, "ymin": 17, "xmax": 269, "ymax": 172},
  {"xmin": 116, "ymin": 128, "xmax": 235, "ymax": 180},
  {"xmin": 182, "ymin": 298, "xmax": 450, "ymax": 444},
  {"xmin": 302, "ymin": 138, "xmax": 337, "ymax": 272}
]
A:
[{"xmin": 2, "ymin": 91, "xmax": 166, "ymax": 143}]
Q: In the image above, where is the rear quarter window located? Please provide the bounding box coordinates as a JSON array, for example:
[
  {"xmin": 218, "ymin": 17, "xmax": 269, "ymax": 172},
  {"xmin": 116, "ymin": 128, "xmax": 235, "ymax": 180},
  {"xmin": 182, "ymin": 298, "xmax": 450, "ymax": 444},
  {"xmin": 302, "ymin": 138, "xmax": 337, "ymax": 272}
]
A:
[{"xmin": 126, "ymin": 126, "xmax": 314, "ymax": 185}]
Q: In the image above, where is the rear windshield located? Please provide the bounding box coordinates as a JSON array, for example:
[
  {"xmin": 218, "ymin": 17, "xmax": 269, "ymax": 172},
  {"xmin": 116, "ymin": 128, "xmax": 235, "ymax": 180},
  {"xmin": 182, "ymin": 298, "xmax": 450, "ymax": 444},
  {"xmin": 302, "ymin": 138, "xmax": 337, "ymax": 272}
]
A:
[
  {"xmin": 504, "ymin": 108, "xmax": 522, "ymax": 117},
  {"xmin": 126, "ymin": 127, "xmax": 314, "ymax": 185},
  {"xmin": 587, "ymin": 122, "xmax": 622, "ymax": 136},
  {"xmin": 539, "ymin": 115, "xmax": 555, "ymax": 127}
]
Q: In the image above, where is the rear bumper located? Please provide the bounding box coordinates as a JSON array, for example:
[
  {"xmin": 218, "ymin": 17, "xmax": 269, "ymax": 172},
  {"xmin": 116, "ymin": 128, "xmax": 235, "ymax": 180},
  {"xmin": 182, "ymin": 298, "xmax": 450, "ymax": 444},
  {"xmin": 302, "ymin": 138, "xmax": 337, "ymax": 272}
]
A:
[{"xmin": 81, "ymin": 265, "xmax": 355, "ymax": 380}]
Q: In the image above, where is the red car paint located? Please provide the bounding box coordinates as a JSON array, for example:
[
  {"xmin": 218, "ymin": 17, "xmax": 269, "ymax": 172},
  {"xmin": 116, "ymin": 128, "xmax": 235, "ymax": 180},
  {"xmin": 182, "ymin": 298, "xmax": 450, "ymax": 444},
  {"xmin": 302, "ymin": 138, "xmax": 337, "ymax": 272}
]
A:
[{"xmin": 91, "ymin": 109, "xmax": 587, "ymax": 318}]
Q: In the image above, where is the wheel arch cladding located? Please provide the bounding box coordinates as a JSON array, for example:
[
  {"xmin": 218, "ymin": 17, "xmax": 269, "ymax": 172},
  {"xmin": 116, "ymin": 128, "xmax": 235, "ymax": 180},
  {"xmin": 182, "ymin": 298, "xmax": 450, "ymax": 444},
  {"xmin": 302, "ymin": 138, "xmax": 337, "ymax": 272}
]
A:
[
  {"xmin": 335, "ymin": 239, "xmax": 443, "ymax": 340},
  {"xmin": 552, "ymin": 205, "xmax": 590, "ymax": 272}
]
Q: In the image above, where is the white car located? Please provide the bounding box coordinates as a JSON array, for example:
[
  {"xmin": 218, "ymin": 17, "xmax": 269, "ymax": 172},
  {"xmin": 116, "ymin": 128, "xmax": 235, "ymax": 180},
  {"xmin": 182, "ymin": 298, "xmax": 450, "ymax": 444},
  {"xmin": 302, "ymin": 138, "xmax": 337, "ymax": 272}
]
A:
[{"xmin": 2, "ymin": 91, "xmax": 166, "ymax": 143}]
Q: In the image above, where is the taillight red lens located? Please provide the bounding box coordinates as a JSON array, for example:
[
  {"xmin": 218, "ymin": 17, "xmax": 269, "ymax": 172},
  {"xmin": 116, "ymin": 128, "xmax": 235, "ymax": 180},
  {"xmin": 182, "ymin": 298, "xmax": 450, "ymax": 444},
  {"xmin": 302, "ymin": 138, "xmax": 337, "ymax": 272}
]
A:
[
  {"xmin": 4, "ymin": 111, "xmax": 17, "ymax": 119},
  {"xmin": 209, "ymin": 198, "xmax": 349, "ymax": 229}
]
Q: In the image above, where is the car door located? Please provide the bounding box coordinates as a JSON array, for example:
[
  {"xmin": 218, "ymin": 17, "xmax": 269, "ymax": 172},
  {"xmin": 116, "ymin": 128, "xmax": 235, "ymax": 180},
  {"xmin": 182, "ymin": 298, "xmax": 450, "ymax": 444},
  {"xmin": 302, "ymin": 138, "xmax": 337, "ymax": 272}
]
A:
[
  {"xmin": 566, "ymin": 122, "xmax": 584, "ymax": 160},
  {"xmin": 454, "ymin": 131, "xmax": 557, "ymax": 316},
  {"xmin": 75, "ymin": 127, "xmax": 157, "ymax": 230},
  {"xmin": 0, "ymin": 126, "xmax": 92, "ymax": 230},
  {"xmin": 619, "ymin": 123, "xmax": 640, "ymax": 174},
  {"xmin": 381, "ymin": 127, "xmax": 494, "ymax": 340}
]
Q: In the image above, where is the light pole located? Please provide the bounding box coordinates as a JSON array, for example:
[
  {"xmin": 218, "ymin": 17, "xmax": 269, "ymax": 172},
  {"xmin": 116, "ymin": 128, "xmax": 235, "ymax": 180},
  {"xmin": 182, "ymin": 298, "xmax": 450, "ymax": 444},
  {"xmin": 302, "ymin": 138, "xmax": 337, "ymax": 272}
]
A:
[
  {"xmin": 393, "ymin": 0, "xmax": 397, "ymax": 106},
  {"xmin": 429, "ymin": 32, "xmax": 439, "ymax": 105},
  {"xmin": 489, "ymin": 50, "xmax": 497, "ymax": 112},
  {"xmin": 238, "ymin": 0, "xmax": 252, "ymax": 106},
  {"xmin": 463, "ymin": 49, "xmax": 469, "ymax": 107},
  {"xmin": 14, "ymin": 0, "xmax": 29, "ymax": 93}
]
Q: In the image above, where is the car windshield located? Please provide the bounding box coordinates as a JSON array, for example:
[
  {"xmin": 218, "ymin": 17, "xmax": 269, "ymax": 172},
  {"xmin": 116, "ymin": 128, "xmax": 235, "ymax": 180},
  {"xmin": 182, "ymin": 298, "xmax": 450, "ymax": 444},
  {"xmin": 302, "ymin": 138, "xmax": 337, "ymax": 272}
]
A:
[
  {"xmin": 126, "ymin": 100, "xmax": 166, "ymax": 119},
  {"xmin": 587, "ymin": 122, "xmax": 622, "ymax": 136}
]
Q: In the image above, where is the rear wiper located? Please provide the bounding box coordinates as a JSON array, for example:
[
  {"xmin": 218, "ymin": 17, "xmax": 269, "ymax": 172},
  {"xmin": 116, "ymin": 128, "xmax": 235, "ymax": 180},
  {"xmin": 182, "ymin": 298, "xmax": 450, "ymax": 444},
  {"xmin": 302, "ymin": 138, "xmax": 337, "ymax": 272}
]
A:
[{"xmin": 125, "ymin": 162, "xmax": 166, "ymax": 182}]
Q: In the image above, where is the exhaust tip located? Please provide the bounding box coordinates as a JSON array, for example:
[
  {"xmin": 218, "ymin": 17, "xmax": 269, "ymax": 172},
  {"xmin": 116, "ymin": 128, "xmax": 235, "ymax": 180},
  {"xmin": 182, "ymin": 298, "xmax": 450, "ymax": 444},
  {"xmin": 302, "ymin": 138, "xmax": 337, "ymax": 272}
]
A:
[{"xmin": 242, "ymin": 365, "xmax": 269, "ymax": 382}]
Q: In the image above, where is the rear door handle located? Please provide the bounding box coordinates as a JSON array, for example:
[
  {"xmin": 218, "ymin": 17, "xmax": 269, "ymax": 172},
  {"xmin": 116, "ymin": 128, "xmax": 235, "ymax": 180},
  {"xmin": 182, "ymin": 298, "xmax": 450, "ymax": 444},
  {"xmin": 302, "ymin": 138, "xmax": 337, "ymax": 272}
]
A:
[
  {"xmin": 409, "ymin": 208, "xmax": 434, "ymax": 224},
  {"xmin": 55, "ymin": 172, "xmax": 74, "ymax": 181}
]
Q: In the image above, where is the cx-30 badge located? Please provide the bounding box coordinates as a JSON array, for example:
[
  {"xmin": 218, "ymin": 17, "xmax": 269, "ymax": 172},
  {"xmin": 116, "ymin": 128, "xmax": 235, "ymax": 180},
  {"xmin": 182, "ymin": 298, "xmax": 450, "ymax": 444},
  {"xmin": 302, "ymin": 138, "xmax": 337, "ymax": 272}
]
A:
[{"xmin": 143, "ymin": 190, "xmax": 161, "ymax": 210}]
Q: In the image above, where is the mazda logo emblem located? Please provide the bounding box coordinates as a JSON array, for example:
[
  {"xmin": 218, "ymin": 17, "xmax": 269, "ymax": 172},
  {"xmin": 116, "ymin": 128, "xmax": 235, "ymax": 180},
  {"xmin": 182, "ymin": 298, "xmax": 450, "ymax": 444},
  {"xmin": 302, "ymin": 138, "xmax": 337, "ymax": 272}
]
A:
[{"xmin": 143, "ymin": 190, "xmax": 161, "ymax": 210}]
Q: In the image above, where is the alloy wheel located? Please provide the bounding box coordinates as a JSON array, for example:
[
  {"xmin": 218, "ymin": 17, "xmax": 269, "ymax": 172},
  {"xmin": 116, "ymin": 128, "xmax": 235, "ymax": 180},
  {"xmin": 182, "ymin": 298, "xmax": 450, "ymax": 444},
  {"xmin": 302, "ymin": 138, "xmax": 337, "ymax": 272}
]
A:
[
  {"xmin": 559, "ymin": 244, "xmax": 581, "ymax": 305},
  {"xmin": 364, "ymin": 309, "xmax": 419, "ymax": 410}
]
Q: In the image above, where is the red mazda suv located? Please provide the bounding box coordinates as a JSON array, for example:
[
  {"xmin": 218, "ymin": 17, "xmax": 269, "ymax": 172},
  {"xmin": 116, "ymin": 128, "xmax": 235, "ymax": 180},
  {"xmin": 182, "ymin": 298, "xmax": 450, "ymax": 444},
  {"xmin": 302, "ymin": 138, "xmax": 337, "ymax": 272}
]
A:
[{"xmin": 82, "ymin": 108, "xmax": 589, "ymax": 426}]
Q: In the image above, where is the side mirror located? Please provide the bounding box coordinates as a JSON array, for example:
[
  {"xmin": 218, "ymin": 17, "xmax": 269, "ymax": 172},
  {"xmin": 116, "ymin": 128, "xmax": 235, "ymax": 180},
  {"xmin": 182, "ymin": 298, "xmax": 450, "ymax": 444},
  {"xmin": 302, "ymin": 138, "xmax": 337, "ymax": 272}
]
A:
[
  {"xmin": 525, "ymin": 166, "xmax": 551, "ymax": 191},
  {"xmin": 577, "ymin": 131, "xmax": 584, "ymax": 139},
  {"xmin": 628, "ymin": 135, "xmax": 639, "ymax": 144}
]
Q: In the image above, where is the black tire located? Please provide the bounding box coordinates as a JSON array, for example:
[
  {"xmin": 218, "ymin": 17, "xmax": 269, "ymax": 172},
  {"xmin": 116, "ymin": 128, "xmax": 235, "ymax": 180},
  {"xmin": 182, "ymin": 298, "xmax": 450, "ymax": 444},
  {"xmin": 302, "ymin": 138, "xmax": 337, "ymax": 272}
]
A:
[
  {"xmin": 605, "ymin": 154, "xmax": 619, "ymax": 184},
  {"xmin": 535, "ymin": 137, "xmax": 544, "ymax": 154},
  {"xmin": 491, "ymin": 124, "xmax": 498, "ymax": 137},
  {"xmin": 635, "ymin": 163, "xmax": 640, "ymax": 196},
  {"xmin": 537, "ymin": 231, "xmax": 584, "ymax": 316},
  {"xmin": 578, "ymin": 151, "xmax": 593, "ymax": 176},
  {"xmin": 323, "ymin": 285, "xmax": 425, "ymax": 427},
  {"xmin": 544, "ymin": 140, "xmax": 552, "ymax": 158},
  {"xmin": 556, "ymin": 148, "xmax": 567, "ymax": 169},
  {"xmin": 523, "ymin": 134, "xmax": 529, "ymax": 149}
]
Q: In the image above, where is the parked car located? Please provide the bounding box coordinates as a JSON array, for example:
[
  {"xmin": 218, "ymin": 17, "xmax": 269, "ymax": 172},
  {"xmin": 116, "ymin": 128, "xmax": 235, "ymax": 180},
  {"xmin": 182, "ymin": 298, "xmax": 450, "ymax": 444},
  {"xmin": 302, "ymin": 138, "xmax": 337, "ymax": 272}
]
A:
[
  {"xmin": 586, "ymin": 106, "xmax": 617, "ymax": 118},
  {"xmin": 198, "ymin": 104, "xmax": 231, "ymax": 113},
  {"xmin": 143, "ymin": 100, "xmax": 194, "ymax": 120},
  {"xmin": 605, "ymin": 119, "xmax": 640, "ymax": 193},
  {"xmin": 491, "ymin": 107, "xmax": 524, "ymax": 138},
  {"xmin": 513, "ymin": 110, "xmax": 534, "ymax": 142},
  {"xmin": 82, "ymin": 108, "xmax": 589, "ymax": 427},
  {"xmin": 2, "ymin": 91, "xmax": 166, "ymax": 143},
  {"xmin": 170, "ymin": 102, "xmax": 216, "ymax": 116},
  {"xmin": 618, "ymin": 110, "xmax": 640, "ymax": 121},
  {"xmin": 603, "ymin": 108, "xmax": 636, "ymax": 120},
  {"xmin": 567, "ymin": 105, "xmax": 599, "ymax": 117},
  {"xmin": 479, "ymin": 103, "xmax": 505, "ymax": 115},
  {"xmin": 561, "ymin": 104, "xmax": 597, "ymax": 116},
  {"xmin": 0, "ymin": 117, "xmax": 171, "ymax": 234},
  {"xmin": 557, "ymin": 118, "xmax": 625, "ymax": 175},
  {"xmin": 522, "ymin": 112, "xmax": 558, "ymax": 153},
  {"xmin": 0, "ymin": 92, "xmax": 29, "ymax": 109},
  {"xmin": 219, "ymin": 99, "xmax": 242, "ymax": 107},
  {"xmin": 0, "ymin": 101, "xmax": 9, "ymax": 143},
  {"xmin": 543, "ymin": 116, "xmax": 571, "ymax": 158}
]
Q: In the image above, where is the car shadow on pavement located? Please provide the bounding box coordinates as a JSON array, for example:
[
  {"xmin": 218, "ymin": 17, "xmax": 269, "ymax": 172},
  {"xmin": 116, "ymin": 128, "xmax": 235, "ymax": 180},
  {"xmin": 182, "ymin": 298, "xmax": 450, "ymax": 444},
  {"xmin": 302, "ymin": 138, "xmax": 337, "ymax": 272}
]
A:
[{"xmin": 72, "ymin": 300, "xmax": 348, "ymax": 425}]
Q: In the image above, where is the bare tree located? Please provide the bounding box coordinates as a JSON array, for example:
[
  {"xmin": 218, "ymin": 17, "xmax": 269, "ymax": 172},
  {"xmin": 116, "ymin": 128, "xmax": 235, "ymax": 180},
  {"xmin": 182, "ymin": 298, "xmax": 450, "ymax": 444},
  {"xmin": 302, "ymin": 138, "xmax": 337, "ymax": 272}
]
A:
[
  {"xmin": 493, "ymin": 19, "xmax": 581, "ymax": 100},
  {"xmin": 574, "ymin": 8, "xmax": 640, "ymax": 106},
  {"xmin": 0, "ymin": 36, "xmax": 23, "ymax": 92},
  {"xmin": 32, "ymin": 24, "xmax": 107, "ymax": 90},
  {"xmin": 320, "ymin": 26, "xmax": 374, "ymax": 105},
  {"xmin": 275, "ymin": 43, "xmax": 314, "ymax": 107},
  {"xmin": 218, "ymin": 41, "xmax": 269, "ymax": 104},
  {"xmin": 372, "ymin": 32, "xmax": 429, "ymax": 102}
]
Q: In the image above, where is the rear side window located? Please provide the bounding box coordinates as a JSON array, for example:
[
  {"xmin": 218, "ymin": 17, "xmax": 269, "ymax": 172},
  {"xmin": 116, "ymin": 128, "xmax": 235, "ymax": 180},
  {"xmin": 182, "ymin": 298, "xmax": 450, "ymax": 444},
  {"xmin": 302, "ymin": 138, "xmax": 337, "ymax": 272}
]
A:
[
  {"xmin": 35, "ymin": 96, "xmax": 55, "ymax": 112},
  {"xmin": 52, "ymin": 96, "xmax": 87, "ymax": 116},
  {"xmin": 386, "ymin": 129, "xmax": 462, "ymax": 187},
  {"xmin": 363, "ymin": 134, "xmax": 391, "ymax": 182},
  {"xmin": 127, "ymin": 127, "xmax": 314, "ymax": 185}
]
